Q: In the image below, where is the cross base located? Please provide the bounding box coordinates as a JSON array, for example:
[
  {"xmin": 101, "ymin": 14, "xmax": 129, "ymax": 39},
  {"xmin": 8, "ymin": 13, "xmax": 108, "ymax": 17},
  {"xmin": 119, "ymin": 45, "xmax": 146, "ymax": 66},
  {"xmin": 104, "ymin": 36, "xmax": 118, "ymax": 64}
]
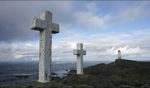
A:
[{"xmin": 38, "ymin": 80, "xmax": 49, "ymax": 83}]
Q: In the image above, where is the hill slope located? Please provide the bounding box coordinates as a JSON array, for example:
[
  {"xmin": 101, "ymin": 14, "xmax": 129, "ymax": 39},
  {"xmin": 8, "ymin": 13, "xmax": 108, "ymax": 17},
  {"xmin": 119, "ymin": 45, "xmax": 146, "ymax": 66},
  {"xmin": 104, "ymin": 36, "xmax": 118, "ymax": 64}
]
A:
[{"xmin": 63, "ymin": 59, "xmax": 150, "ymax": 88}]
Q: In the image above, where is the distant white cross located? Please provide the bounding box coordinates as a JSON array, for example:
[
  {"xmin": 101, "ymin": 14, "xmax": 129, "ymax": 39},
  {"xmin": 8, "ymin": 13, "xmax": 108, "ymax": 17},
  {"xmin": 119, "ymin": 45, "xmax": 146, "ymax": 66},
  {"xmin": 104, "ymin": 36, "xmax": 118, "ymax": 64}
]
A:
[
  {"xmin": 30, "ymin": 10, "xmax": 59, "ymax": 83},
  {"xmin": 73, "ymin": 43, "xmax": 86, "ymax": 74},
  {"xmin": 118, "ymin": 50, "xmax": 121, "ymax": 59}
]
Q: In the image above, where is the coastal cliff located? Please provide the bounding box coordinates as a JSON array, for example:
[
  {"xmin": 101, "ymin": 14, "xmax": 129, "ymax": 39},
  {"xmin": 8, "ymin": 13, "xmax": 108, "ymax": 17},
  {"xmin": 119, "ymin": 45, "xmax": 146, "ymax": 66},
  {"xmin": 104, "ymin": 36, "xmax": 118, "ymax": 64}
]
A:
[{"xmin": 2, "ymin": 59, "xmax": 150, "ymax": 88}]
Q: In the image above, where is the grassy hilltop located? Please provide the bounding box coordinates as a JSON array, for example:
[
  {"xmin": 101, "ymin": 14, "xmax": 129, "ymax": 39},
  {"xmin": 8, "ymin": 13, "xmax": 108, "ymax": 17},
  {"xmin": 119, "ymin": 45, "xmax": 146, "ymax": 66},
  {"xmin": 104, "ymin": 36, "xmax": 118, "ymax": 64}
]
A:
[
  {"xmin": 2, "ymin": 59, "xmax": 150, "ymax": 88},
  {"xmin": 63, "ymin": 59, "xmax": 150, "ymax": 88}
]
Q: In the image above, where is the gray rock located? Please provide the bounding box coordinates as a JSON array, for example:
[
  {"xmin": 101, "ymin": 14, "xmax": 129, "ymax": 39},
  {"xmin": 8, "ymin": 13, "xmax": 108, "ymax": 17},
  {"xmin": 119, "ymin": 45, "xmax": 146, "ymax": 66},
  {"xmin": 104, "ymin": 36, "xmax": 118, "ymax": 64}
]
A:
[
  {"xmin": 73, "ymin": 85, "xmax": 94, "ymax": 88},
  {"xmin": 119, "ymin": 85, "xmax": 134, "ymax": 88},
  {"xmin": 62, "ymin": 86, "xmax": 73, "ymax": 88},
  {"xmin": 141, "ymin": 84, "xmax": 150, "ymax": 88}
]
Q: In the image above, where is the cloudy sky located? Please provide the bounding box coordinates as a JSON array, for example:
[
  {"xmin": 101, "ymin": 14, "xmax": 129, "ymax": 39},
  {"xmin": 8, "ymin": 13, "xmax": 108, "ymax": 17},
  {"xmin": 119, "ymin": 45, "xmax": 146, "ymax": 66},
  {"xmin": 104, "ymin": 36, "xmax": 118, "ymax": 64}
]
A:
[{"xmin": 0, "ymin": 1, "xmax": 150, "ymax": 62}]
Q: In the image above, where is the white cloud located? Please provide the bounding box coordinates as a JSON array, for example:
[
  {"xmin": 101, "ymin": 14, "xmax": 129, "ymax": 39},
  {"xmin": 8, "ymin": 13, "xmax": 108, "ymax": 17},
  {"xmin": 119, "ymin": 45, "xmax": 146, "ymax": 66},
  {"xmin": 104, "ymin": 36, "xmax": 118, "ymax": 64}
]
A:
[
  {"xmin": 71, "ymin": 2, "xmax": 150, "ymax": 30},
  {"xmin": 106, "ymin": 46, "xmax": 144, "ymax": 56},
  {"xmin": 0, "ymin": 1, "xmax": 150, "ymax": 62},
  {"xmin": 73, "ymin": 2, "xmax": 111, "ymax": 30},
  {"xmin": 51, "ymin": 29, "xmax": 150, "ymax": 61},
  {"xmin": 0, "ymin": 43, "xmax": 39, "ymax": 61},
  {"xmin": 85, "ymin": 2, "xmax": 98, "ymax": 13},
  {"xmin": 133, "ymin": 29, "xmax": 150, "ymax": 36},
  {"xmin": 74, "ymin": 11, "xmax": 110, "ymax": 29},
  {"xmin": 116, "ymin": 2, "xmax": 150, "ymax": 22},
  {"xmin": 0, "ymin": 28, "xmax": 149, "ymax": 61}
]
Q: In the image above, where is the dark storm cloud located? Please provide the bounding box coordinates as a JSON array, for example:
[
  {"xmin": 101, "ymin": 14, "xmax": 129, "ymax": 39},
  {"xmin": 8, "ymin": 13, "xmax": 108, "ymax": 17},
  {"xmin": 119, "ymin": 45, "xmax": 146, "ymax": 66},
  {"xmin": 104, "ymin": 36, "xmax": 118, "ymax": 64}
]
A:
[
  {"xmin": 0, "ymin": 1, "xmax": 76, "ymax": 61},
  {"xmin": 0, "ymin": 20, "xmax": 38, "ymax": 42},
  {"xmin": 0, "ymin": 1, "xmax": 75, "ymax": 42},
  {"xmin": 0, "ymin": 2, "xmax": 39, "ymax": 42}
]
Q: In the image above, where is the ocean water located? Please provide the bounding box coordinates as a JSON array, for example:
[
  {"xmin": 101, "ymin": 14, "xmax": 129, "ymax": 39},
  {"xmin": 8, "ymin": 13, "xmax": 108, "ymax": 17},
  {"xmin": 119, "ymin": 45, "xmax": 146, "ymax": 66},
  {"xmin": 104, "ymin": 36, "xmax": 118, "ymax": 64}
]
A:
[{"xmin": 0, "ymin": 61, "xmax": 110, "ymax": 85}]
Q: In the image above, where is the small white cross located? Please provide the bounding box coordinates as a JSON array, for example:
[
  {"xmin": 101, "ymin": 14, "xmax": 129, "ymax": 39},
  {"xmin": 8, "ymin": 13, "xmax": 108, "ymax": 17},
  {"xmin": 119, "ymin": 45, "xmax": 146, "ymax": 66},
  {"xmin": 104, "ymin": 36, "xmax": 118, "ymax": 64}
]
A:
[{"xmin": 73, "ymin": 43, "xmax": 86, "ymax": 74}]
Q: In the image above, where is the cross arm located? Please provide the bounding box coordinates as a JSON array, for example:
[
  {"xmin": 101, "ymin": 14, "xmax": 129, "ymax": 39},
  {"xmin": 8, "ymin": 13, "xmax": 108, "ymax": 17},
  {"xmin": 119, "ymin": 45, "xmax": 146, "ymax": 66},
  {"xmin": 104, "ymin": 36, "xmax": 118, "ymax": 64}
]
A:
[
  {"xmin": 51, "ymin": 23, "xmax": 59, "ymax": 34},
  {"xmin": 30, "ymin": 18, "xmax": 46, "ymax": 31},
  {"xmin": 73, "ymin": 50, "xmax": 86, "ymax": 55},
  {"xmin": 82, "ymin": 50, "xmax": 86, "ymax": 55}
]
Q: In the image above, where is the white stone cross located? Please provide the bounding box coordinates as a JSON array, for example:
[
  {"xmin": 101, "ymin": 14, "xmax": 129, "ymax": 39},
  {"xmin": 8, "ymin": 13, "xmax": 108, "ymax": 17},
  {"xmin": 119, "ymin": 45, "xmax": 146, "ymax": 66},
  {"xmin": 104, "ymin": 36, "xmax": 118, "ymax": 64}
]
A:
[
  {"xmin": 118, "ymin": 50, "xmax": 121, "ymax": 59},
  {"xmin": 73, "ymin": 43, "xmax": 86, "ymax": 74},
  {"xmin": 30, "ymin": 10, "xmax": 59, "ymax": 83}
]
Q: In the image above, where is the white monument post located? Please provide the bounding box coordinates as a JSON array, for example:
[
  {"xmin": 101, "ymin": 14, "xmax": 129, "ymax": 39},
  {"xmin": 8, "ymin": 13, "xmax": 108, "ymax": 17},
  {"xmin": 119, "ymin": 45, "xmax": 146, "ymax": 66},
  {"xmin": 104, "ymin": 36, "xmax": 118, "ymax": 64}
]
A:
[
  {"xmin": 73, "ymin": 43, "xmax": 86, "ymax": 74},
  {"xmin": 30, "ymin": 10, "xmax": 59, "ymax": 83},
  {"xmin": 118, "ymin": 50, "xmax": 121, "ymax": 59}
]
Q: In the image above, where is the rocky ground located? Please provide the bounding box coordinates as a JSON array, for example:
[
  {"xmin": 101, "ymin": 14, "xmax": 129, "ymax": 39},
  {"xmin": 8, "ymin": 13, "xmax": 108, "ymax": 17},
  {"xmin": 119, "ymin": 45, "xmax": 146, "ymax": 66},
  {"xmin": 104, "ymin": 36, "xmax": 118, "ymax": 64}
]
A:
[{"xmin": 1, "ymin": 59, "xmax": 150, "ymax": 88}]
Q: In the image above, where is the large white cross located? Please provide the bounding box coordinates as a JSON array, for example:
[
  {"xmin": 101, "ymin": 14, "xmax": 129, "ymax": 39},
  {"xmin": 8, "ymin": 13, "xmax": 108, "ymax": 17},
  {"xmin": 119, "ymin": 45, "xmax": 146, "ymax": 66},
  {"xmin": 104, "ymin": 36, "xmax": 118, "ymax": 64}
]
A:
[
  {"xmin": 73, "ymin": 43, "xmax": 86, "ymax": 74},
  {"xmin": 30, "ymin": 10, "xmax": 59, "ymax": 83}
]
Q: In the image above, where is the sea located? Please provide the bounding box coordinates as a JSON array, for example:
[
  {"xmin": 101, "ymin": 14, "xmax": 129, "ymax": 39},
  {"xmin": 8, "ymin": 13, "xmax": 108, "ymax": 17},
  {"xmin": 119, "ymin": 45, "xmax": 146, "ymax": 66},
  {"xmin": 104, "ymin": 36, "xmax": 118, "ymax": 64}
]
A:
[{"xmin": 0, "ymin": 61, "xmax": 111, "ymax": 86}]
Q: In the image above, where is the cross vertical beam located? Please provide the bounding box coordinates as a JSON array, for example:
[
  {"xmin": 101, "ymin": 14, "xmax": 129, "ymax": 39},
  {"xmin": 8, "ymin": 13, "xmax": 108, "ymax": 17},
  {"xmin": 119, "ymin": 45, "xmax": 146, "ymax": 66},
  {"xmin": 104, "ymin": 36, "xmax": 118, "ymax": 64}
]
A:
[
  {"xmin": 73, "ymin": 43, "xmax": 86, "ymax": 74},
  {"xmin": 30, "ymin": 10, "xmax": 59, "ymax": 83}
]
